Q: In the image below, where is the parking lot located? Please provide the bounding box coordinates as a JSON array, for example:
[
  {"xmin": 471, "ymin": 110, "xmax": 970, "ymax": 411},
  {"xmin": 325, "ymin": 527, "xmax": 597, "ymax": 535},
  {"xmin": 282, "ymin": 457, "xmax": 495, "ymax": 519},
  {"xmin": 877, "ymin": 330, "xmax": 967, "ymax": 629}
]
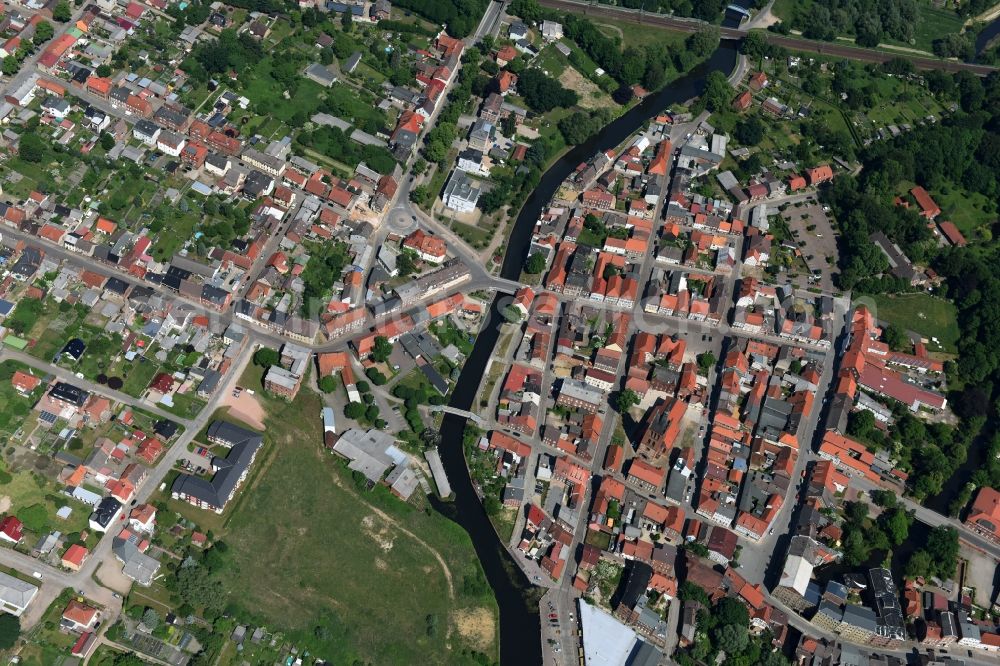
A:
[{"xmin": 782, "ymin": 200, "xmax": 839, "ymax": 293}]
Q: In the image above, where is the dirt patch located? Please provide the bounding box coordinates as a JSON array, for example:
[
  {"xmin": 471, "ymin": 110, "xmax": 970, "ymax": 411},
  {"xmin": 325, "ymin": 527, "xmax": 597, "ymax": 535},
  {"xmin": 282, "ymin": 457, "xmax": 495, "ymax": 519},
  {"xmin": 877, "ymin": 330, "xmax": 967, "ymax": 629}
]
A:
[
  {"xmin": 451, "ymin": 607, "xmax": 496, "ymax": 652},
  {"xmin": 558, "ymin": 67, "xmax": 613, "ymax": 111},
  {"xmin": 361, "ymin": 514, "xmax": 396, "ymax": 552},
  {"xmin": 0, "ymin": 497, "xmax": 11, "ymax": 514},
  {"xmin": 219, "ymin": 390, "xmax": 266, "ymax": 431}
]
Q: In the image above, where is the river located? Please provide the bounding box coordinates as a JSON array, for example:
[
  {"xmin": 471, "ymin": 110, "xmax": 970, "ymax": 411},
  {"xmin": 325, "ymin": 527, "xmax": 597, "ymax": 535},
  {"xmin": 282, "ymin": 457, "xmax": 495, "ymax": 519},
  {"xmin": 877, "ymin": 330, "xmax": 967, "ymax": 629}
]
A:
[
  {"xmin": 976, "ymin": 15, "xmax": 1000, "ymax": 57},
  {"xmin": 428, "ymin": 44, "xmax": 739, "ymax": 665}
]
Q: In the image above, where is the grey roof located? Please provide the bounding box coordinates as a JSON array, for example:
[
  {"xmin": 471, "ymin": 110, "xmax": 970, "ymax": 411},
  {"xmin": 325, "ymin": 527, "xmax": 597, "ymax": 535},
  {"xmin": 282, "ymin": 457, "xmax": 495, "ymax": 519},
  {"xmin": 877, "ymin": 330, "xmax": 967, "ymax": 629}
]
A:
[
  {"xmin": 443, "ymin": 169, "xmax": 482, "ymax": 206},
  {"xmin": 0, "ymin": 571, "xmax": 37, "ymax": 611},
  {"xmin": 206, "ymin": 421, "xmax": 263, "ymax": 448},
  {"xmin": 331, "ymin": 428, "xmax": 404, "ymax": 484},
  {"xmin": 133, "ymin": 119, "xmax": 159, "ymax": 138},
  {"xmin": 841, "ymin": 604, "xmax": 878, "ymax": 632},
  {"xmin": 112, "ymin": 533, "xmax": 161, "ymax": 586},
  {"xmin": 172, "ymin": 438, "xmax": 261, "ymax": 510}
]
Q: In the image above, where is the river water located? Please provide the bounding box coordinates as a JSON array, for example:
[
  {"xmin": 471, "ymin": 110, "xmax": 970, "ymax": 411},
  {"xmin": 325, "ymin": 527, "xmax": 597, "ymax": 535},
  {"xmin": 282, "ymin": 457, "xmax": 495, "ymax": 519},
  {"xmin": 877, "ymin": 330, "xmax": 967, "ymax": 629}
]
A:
[
  {"xmin": 430, "ymin": 44, "xmax": 738, "ymax": 665},
  {"xmin": 976, "ymin": 16, "xmax": 1000, "ymax": 56}
]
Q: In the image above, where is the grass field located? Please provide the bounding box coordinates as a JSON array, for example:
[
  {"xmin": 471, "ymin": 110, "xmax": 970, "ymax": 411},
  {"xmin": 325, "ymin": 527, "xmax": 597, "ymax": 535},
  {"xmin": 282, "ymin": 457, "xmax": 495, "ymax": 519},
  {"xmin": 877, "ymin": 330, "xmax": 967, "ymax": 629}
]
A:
[
  {"xmin": 216, "ymin": 387, "xmax": 498, "ymax": 665},
  {"xmin": 592, "ymin": 17, "xmax": 689, "ymax": 51},
  {"xmin": 866, "ymin": 293, "xmax": 960, "ymax": 354},
  {"xmin": 935, "ymin": 187, "xmax": 997, "ymax": 239}
]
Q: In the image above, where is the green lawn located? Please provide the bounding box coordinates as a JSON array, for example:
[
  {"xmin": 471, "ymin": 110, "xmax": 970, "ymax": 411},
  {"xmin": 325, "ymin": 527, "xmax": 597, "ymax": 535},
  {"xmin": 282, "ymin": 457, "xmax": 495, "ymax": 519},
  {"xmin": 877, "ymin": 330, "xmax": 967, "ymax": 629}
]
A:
[
  {"xmin": 450, "ymin": 219, "xmax": 495, "ymax": 250},
  {"xmin": 935, "ymin": 187, "xmax": 997, "ymax": 240},
  {"xmin": 901, "ymin": 5, "xmax": 966, "ymax": 54},
  {"xmin": 866, "ymin": 293, "xmax": 960, "ymax": 354},
  {"xmin": 215, "ymin": 387, "xmax": 498, "ymax": 664},
  {"xmin": 114, "ymin": 353, "xmax": 162, "ymax": 398}
]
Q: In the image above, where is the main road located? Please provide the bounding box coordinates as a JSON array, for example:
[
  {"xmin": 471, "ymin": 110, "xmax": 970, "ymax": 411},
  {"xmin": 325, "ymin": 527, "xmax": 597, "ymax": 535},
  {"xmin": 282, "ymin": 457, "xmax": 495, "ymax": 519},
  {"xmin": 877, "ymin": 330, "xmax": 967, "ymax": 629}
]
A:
[{"xmin": 537, "ymin": 0, "xmax": 999, "ymax": 76}]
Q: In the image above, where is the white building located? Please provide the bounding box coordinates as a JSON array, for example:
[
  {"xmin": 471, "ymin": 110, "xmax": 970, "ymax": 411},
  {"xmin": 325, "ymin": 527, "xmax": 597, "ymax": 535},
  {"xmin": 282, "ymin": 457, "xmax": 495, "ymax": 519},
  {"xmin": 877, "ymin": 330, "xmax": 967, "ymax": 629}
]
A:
[
  {"xmin": 156, "ymin": 130, "xmax": 186, "ymax": 157},
  {"xmin": 541, "ymin": 20, "xmax": 563, "ymax": 41},
  {"xmin": 132, "ymin": 119, "xmax": 160, "ymax": 146},
  {"xmin": 442, "ymin": 169, "xmax": 482, "ymax": 213}
]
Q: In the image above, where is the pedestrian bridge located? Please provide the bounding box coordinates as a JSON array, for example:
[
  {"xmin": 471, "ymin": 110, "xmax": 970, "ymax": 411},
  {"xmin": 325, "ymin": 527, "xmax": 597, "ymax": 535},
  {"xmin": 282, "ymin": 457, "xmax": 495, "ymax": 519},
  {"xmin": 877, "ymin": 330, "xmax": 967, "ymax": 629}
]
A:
[
  {"xmin": 431, "ymin": 405, "xmax": 487, "ymax": 426},
  {"xmin": 489, "ymin": 277, "xmax": 522, "ymax": 294}
]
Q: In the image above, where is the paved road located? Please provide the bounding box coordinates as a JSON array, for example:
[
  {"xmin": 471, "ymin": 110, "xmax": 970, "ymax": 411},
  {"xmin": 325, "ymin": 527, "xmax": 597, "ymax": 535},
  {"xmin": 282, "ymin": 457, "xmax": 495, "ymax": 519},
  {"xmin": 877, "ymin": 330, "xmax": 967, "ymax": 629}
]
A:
[{"xmin": 537, "ymin": 0, "xmax": 999, "ymax": 75}]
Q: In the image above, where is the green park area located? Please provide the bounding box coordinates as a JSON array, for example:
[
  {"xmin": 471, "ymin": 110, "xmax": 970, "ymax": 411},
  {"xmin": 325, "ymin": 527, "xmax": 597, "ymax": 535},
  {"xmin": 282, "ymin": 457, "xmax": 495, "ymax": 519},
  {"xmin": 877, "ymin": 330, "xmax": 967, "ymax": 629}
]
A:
[{"xmin": 867, "ymin": 293, "xmax": 960, "ymax": 354}]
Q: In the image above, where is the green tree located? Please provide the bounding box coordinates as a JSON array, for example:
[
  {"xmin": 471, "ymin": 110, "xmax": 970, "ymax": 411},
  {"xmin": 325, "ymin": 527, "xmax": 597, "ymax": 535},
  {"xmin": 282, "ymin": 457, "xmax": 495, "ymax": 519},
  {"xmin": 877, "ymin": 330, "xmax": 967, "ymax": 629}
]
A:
[
  {"xmin": 905, "ymin": 549, "xmax": 934, "ymax": 578},
  {"xmin": 344, "ymin": 402, "xmax": 365, "ymax": 419},
  {"xmin": 715, "ymin": 596, "xmax": 750, "ymax": 628},
  {"xmin": 318, "ymin": 375, "xmax": 338, "ymax": 393},
  {"xmin": 686, "ymin": 26, "xmax": 720, "ymax": 58},
  {"xmin": 923, "ymin": 526, "xmax": 959, "ymax": 578},
  {"xmin": 713, "ymin": 622, "xmax": 749, "ymax": 655},
  {"xmin": 34, "ymin": 21, "xmax": 54, "ymax": 44},
  {"xmin": 847, "ymin": 409, "xmax": 877, "ymax": 441},
  {"xmin": 96, "ymin": 64, "xmax": 112, "ymax": 77},
  {"xmin": 524, "ymin": 253, "xmax": 546, "ymax": 274},
  {"xmin": 2, "ymin": 57, "xmax": 18, "ymax": 76},
  {"xmin": 409, "ymin": 185, "xmax": 431, "ymax": 206},
  {"xmin": 371, "ymin": 336, "xmax": 392, "ymax": 363},
  {"xmin": 616, "ymin": 389, "xmax": 639, "ymax": 413},
  {"xmin": 697, "ymin": 352, "xmax": 716, "ymax": 372},
  {"xmin": 365, "ymin": 368, "xmax": 388, "ymax": 385},
  {"xmin": 364, "ymin": 405, "xmax": 379, "ymax": 422},
  {"xmin": 0, "ymin": 614, "xmax": 18, "ymax": 649},
  {"xmin": 734, "ymin": 115, "xmax": 765, "ymax": 145},
  {"xmin": 18, "ymin": 133, "xmax": 46, "ymax": 163},
  {"xmin": 99, "ymin": 132, "xmax": 115, "ymax": 151},
  {"xmin": 397, "ymin": 250, "xmax": 418, "ymax": 277},
  {"xmin": 741, "ymin": 30, "xmax": 769, "ymax": 60},
  {"xmin": 879, "ymin": 507, "xmax": 912, "ymax": 547},
  {"xmin": 701, "ymin": 71, "xmax": 732, "ymax": 112},
  {"xmin": 142, "ymin": 608, "xmax": 160, "ymax": 630},
  {"xmin": 883, "ymin": 324, "xmax": 909, "ymax": 351},
  {"xmin": 253, "ymin": 348, "xmax": 280, "ymax": 367},
  {"xmin": 870, "ymin": 489, "xmax": 897, "ymax": 508},
  {"xmin": 53, "ymin": 1, "xmax": 72, "ymax": 21}
]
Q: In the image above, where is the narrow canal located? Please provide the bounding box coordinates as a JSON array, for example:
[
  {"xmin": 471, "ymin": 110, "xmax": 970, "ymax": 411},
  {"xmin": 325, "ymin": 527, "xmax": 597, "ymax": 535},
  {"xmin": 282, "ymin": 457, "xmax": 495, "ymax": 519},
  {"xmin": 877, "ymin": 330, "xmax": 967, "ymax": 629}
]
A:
[{"xmin": 430, "ymin": 44, "xmax": 739, "ymax": 665}]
